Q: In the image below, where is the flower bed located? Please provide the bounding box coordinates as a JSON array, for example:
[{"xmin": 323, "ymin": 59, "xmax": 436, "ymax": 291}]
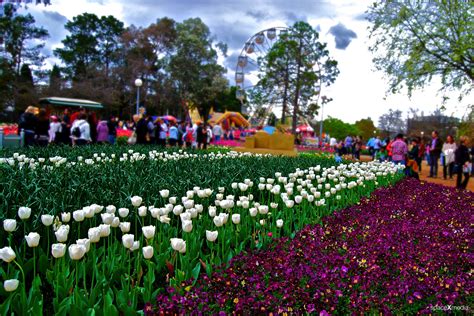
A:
[
  {"xmin": 0, "ymin": 146, "xmax": 405, "ymax": 314},
  {"xmin": 151, "ymin": 178, "xmax": 473, "ymax": 314}
]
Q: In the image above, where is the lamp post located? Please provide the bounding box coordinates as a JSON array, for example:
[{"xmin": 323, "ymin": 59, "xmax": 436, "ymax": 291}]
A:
[
  {"xmin": 319, "ymin": 95, "xmax": 327, "ymax": 138},
  {"xmin": 134, "ymin": 78, "xmax": 143, "ymax": 115}
]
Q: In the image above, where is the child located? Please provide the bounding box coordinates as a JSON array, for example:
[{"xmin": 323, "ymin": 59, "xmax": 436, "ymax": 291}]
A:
[{"xmin": 376, "ymin": 146, "xmax": 388, "ymax": 162}]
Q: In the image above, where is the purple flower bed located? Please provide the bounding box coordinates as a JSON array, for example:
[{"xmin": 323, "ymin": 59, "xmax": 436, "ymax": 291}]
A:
[{"xmin": 149, "ymin": 178, "xmax": 473, "ymax": 314}]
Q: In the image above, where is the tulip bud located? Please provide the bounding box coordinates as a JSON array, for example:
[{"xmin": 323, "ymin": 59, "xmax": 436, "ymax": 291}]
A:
[
  {"xmin": 99, "ymin": 224, "xmax": 111, "ymax": 237},
  {"xmin": 131, "ymin": 196, "xmax": 143, "ymax": 207},
  {"xmin": 138, "ymin": 206, "xmax": 148, "ymax": 217},
  {"xmin": 18, "ymin": 207, "xmax": 31, "ymax": 220},
  {"xmin": 159, "ymin": 215, "xmax": 171, "ymax": 224},
  {"xmin": 285, "ymin": 200, "xmax": 295, "ymax": 208},
  {"xmin": 118, "ymin": 208, "xmax": 129, "ymax": 218},
  {"xmin": 208, "ymin": 206, "xmax": 217, "ymax": 217},
  {"xmin": 73, "ymin": 210, "xmax": 85, "ymax": 222},
  {"xmin": 130, "ymin": 241, "xmax": 140, "ymax": 251},
  {"xmin": 231, "ymin": 182, "xmax": 238, "ymax": 189},
  {"xmin": 3, "ymin": 279, "xmax": 19, "ymax": 292},
  {"xmin": 25, "ymin": 232, "xmax": 40, "ymax": 247},
  {"xmin": 61, "ymin": 212, "xmax": 71, "ymax": 223},
  {"xmin": 76, "ymin": 238, "xmax": 91, "ymax": 253},
  {"xmin": 170, "ymin": 238, "xmax": 186, "ymax": 253},
  {"xmin": 142, "ymin": 246, "xmax": 154, "ymax": 259},
  {"xmin": 231, "ymin": 214, "xmax": 241, "ymax": 224},
  {"xmin": 51, "ymin": 243, "xmax": 66, "ymax": 258},
  {"xmin": 68, "ymin": 244, "xmax": 86, "ymax": 260},
  {"xmin": 122, "ymin": 234, "xmax": 134, "ymax": 249},
  {"xmin": 270, "ymin": 203, "xmax": 278, "ymax": 209},
  {"xmin": 169, "ymin": 197, "xmax": 177, "ymax": 205},
  {"xmin": 186, "ymin": 191, "xmax": 194, "ymax": 199},
  {"xmin": 182, "ymin": 220, "xmax": 193, "ymax": 233},
  {"xmin": 111, "ymin": 217, "xmax": 120, "ymax": 228},
  {"xmin": 83, "ymin": 206, "xmax": 94, "ymax": 218},
  {"xmin": 213, "ymin": 216, "xmax": 224, "ymax": 227},
  {"xmin": 55, "ymin": 225, "xmax": 69, "ymax": 242},
  {"xmin": 119, "ymin": 222, "xmax": 130, "ymax": 233},
  {"xmin": 142, "ymin": 225, "xmax": 156, "ymax": 239},
  {"xmin": 90, "ymin": 204, "xmax": 103, "ymax": 214},
  {"xmin": 159, "ymin": 190, "xmax": 170, "ymax": 198},
  {"xmin": 88, "ymin": 227, "xmax": 101, "ymax": 243},
  {"xmin": 0, "ymin": 246, "xmax": 16, "ymax": 263},
  {"xmin": 184, "ymin": 200, "xmax": 194, "ymax": 209},
  {"xmin": 3, "ymin": 219, "xmax": 16, "ymax": 232},
  {"xmin": 206, "ymin": 230, "xmax": 218, "ymax": 242},
  {"xmin": 41, "ymin": 215, "xmax": 54, "ymax": 226},
  {"xmin": 106, "ymin": 205, "xmax": 116, "ymax": 214},
  {"xmin": 249, "ymin": 207, "xmax": 258, "ymax": 217},
  {"xmin": 258, "ymin": 205, "xmax": 269, "ymax": 215},
  {"xmin": 101, "ymin": 213, "xmax": 114, "ymax": 225},
  {"xmin": 276, "ymin": 219, "xmax": 284, "ymax": 228},
  {"xmin": 259, "ymin": 219, "xmax": 266, "ymax": 226},
  {"xmin": 295, "ymin": 195, "xmax": 303, "ymax": 204}
]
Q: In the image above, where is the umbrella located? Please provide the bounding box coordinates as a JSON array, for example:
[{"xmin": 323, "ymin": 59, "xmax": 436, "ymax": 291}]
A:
[
  {"xmin": 297, "ymin": 125, "xmax": 314, "ymax": 132},
  {"xmin": 160, "ymin": 115, "xmax": 177, "ymax": 122}
]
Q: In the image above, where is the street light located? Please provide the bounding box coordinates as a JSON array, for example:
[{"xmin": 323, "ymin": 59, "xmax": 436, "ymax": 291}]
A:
[
  {"xmin": 134, "ymin": 78, "xmax": 143, "ymax": 115},
  {"xmin": 319, "ymin": 95, "xmax": 326, "ymax": 138}
]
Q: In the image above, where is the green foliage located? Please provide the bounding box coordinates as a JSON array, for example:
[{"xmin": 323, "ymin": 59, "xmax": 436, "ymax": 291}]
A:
[
  {"xmin": 323, "ymin": 116, "xmax": 360, "ymax": 140},
  {"xmin": 367, "ymin": 1, "xmax": 473, "ymax": 100},
  {"xmin": 354, "ymin": 118, "xmax": 378, "ymax": 141}
]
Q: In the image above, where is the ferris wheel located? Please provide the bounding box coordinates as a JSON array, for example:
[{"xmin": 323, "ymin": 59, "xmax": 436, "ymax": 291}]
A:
[{"xmin": 235, "ymin": 27, "xmax": 322, "ymax": 126}]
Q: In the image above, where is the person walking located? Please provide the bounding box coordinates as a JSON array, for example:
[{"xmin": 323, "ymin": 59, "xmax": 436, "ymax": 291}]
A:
[
  {"xmin": 134, "ymin": 114, "xmax": 148, "ymax": 145},
  {"xmin": 60, "ymin": 108, "xmax": 71, "ymax": 145},
  {"xmin": 184, "ymin": 122, "xmax": 194, "ymax": 148},
  {"xmin": 156, "ymin": 119, "xmax": 168, "ymax": 147},
  {"xmin": 442, "ymin": 135, "xmax": 457, "ymax": 180},
  {"xmin": 70, "ymin": 113, "xmax": 91, "ymax": 146},
  {"xmin": 407, "ymin": 138, "xmax": 420, "ymax": 179},
  {"xmin": 35, "ymin": 109, "xmax": 50, "ymax": 147},
  {"xmin": 178, "ymin": 121, "xmax": 186, "ymax": 147},
  {"xmin": 96, "ymin": 119, "xmax": 109, "ymax": 144},
  {"xmin": 391, "ymin": 134, "xmax": 408, "ymax": 166},
  {"xmin": 454, "ymin": 136, "xmax": 471, "ymax": 189},
  {"xmin": 344, "ymin": 135, "xmax": 353, "ymax": 156},
  {"xmin": 146, "ymin": 115, "xmax": 156, "ymax": 144},
  {"xmin": 428, "ymin": 131, "xmax": 443, "ymax": 178},
  {"xmin": 212, "ymin": 123, "xmax": 223, "ymax": 142}
]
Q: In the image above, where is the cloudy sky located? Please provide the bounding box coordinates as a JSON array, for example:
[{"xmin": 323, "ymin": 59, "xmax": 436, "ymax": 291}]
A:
[{"xmin": 17, "ymin": 0, "xmax": 471, "ymax": 123}]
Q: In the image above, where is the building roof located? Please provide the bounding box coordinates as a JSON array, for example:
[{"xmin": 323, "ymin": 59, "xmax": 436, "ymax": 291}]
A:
[{"xmin": 39, "ymin": 97, "xmax": 103, "ymax": 109}]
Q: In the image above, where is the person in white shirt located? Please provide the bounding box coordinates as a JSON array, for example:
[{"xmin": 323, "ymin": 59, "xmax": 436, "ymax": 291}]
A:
[
  {"xmin": 49, "ymin": 115, "xmax": 62, "ymax": 143},
  {"xmin": 442, "ymin": 135, "xmax": 457, "ymax": 180},
  {"xmin": 212, "ymin": 124, "xmax": 223, "ymax": 142},
  {"xmin": 70, "ymin": 113, "xmax": 91, "ymax": 145},
  {"xmin": 159, "ymin": 120, "xmax": 168, "ymax": 147}
]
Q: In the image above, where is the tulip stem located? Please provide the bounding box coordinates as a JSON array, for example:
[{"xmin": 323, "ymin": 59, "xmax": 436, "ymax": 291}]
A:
[
  {"xmin": 13, "ymin": 260, "xmax": 25, "ymax": 285},
  {"xmin": 33, "ymin": 248, "xmax": 36, "ymax": 277}
]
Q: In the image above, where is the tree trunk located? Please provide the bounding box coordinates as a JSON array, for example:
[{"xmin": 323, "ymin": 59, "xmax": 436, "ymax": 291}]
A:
[
  {"xmin": 292, "ymin": 40, "xmax": 303, "ymax": 134},
  {"xmin": 281, "ymin": 59, "xmax": 290, "ymax": 125}
]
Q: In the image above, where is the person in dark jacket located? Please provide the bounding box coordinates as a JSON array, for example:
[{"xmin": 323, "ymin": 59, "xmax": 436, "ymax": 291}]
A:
[
  {"xmin": 428, "ymin": 130, "xmax": 443, "ymax": 178},
  {"xmin": 18, "ymin": 106, "xmax": 38, "ymax": 146},
  {"xmin": 454, "ymin": 136, "xmax": 470, "ymax": 189},
  {"xmin": 134, "ymin": 114, "xmax": 148, "ymax": 145},
  {"xmin": 35, "ymin": 109, "xmax": 50, "ymax": 147},
  {"xmin": 107, "ymin": 116, "xmax": 117, "ymax": 145}
]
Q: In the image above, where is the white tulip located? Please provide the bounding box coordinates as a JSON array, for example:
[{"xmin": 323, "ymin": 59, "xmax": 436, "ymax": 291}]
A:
[
  {"xmin": 173, "ymin": 205, "xmax": 184, "ymax": 216},
  {"xmin": 138, "ymin": 206, "xmax": 148, "ymax": 217},
  {"xmin": 169, "ymin": 197, "xmax": 177, "ymax": 204},
  {"xmin": 258, "ymin": 183, "xmax": 265, "ymax": 190},
  {"xmin": 101, "ymin": 213, "xmax": 114, "ymax": 225},
  {"xmin": 307, "ymin": 195, "xmax": 315, "ymax": 203},
  {"xmin": 118, "ymin": 208, "xmax": 129, "ymax": 218},
  {"xmin": 119, "ymin": 222, "xmax": 131, "ymax": 233},
  {"xmin": 238, "ymin": 183, "xmax": 248, "ymax": 192},
  {"xmin": 106, "ymin": 205, "xmax": 116, "ymax": 214},
  {"xmin": 122, "ymin": 234, "xmax": 134, "ymax": 248},
  {"xmin": 184, "ymin": 200, "xmax": 194, "ymax": 209},
  {"xmin": 142, "ymin": 225, "xmax": 156, "ymax": 239},
  {"xmin": 231, "ymin": 182, "xmax": 238, "ymax": 189},
  {"xmin": 55, "ymin": 225, "xmax": 69, "ymax": 242},
  {"xmin": 189, "ymin": 208, "xmax": 198, "ymax": 219},
  {"xmin": 241, "ymin": 201, "xmax": 250, "ymax": 209},
  {"xmin": 76, "ymin": 238, "xmax": 91, "ymax": 253},
  {"xmin": 142, "ymin": 246, "xmax": 154, "ymax": 259},
  {"xmin": 61, "ymin": 212, "xmax": 71, "ymax": 222},
  {"xmin": 0, "ymin": 246, "xmax": 16, "ymax": 263},
  {"xmin": 258, "ymin": 205, "xmax": 269, "ymax": 215},
  {"xmin": 216, "ymin": 193, "xmax": 224, "ymax": 200},
  {"xmin": 213, "ymin": 216, "xmax": 224, "ymax": 227},
  {"xmin": 208, "ymin": 206, "xmax": 217, "ymax": 217},
  {"xmin": 182, "ymin": 220, "xmax": 193, "ymax": 233},
  {"xmin": 83, "ymin": 207, "xmax": 94, "ymax": 218},
  {"xmin": 25, "ymin": 232, "xmax": 40, "ymax": 247},
  {"xmin": 186, "ymin": 191, "xmax": 194, "ymax": 199},
  {"xmin": 204, "ymin": 188, "xmax": 213, "ymax": 197},
  {"xmin": 249, "ymin": 207, "xmax": 258, "ymax": 217},
  {"xmin": 99, "ymin": 224, "xmax": 111, "ymax": 237},
  {"xmin": 90, "ymin": 204, "xmax": 103, "ymax": 214},
  {"xmin": 206, "ymin": 230, "xmax": 218, "ymax": 242},
  {"xmin": 170, "ymin": 238, "xmax": 186, "ymax": 253},
  {"xmin": 259, "ymin": 219, "xmax": 266, "ymax": 226},
  {"xmin": 267, "ymin": 178, "xmax": 275, "ymax": 184},
  {"xmin": 73, "ymin": 210, "xmax": 85, "ymax": 222},
  {"xmin": 130, "ymin": 241, "xmax": 140, "ymax": 251},
  {"xmin": 3, "ymin": 279, "xmax": 19, "ymax": 292},
  {"xmin": 159, "ymin": 215, "xmax": 171, "ymax": 224},
  {"xmin": 266, "ymin": 184, "xmax": 273, "ymax": 190},
  {"xmin": 159, "ymin": 190, "xmax": 170, "ymax": 198},
  {"xmin": 180, "ymin": 212, "xmax": 191, "ymax": 222},
  {"xmin": 51, "ymin": 243, "xmax": 66, "ymax": 258},
  {"xmin": 330, "ymin": 188, "xmax": 337, "ymax": 195},
  {"xmin": 41, "ymin": 215, "xmax": 54, "ymax": 226},
  {"xmin": 88, "ymin": 227, "xmax": 101, "ymax": 243},
  {"xmin": 325, "ymin": 192, "xmax": 331, "ymax": 198},
  {"xmin": 314, "ymin": 192, "xmax": 321, "ymax": 198},
  {"xmin": 111, "ymin": 217, "xmax": 120, "ymax": 228},
  {"xmin": 3, "ymin": 219, "xmax": 16, "ymax": 232},
  {"xmin": 218, "ymin": 187, "xmax": 225, "ymax": 193},
  {"xmin": 219, "ymin": 213, "xmax": 229, "ymax": 224},
  {"xmin": 18, "ymin": 207, "xmax": 31, "ymax": 220},
  {"xmin": 295, "ymin": 195, "xmax": 303, "ymax": 204},
  {"xmin": 270, "ymin": 203, "xmax": 278, "ymax": 209},
  {"xmin": 195, "ymin": 204, "xmax": 204, "ymax": 213},
  {"xmin": 68, "ymin": 244, "xmax": 86, "ymax": 260},
  {"xmin": 131, "ymin": 196, "xmax": 143, "ymax": 207},
  {"xmin": 285, "ymin": 200, "xmax": 295, "ymax": 208},
  {"xmin": 276, "ymin": 219, "xmax": 284, "ymax": 228},
  {"xmin": 232, "ymin": 214, "xmax": 241, "ymax": 224}
]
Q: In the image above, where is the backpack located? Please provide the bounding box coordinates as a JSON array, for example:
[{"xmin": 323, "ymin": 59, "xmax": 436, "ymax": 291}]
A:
[{"xmin": 72, "ymin": 121, "xmax": 84, "ymax": 138}]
